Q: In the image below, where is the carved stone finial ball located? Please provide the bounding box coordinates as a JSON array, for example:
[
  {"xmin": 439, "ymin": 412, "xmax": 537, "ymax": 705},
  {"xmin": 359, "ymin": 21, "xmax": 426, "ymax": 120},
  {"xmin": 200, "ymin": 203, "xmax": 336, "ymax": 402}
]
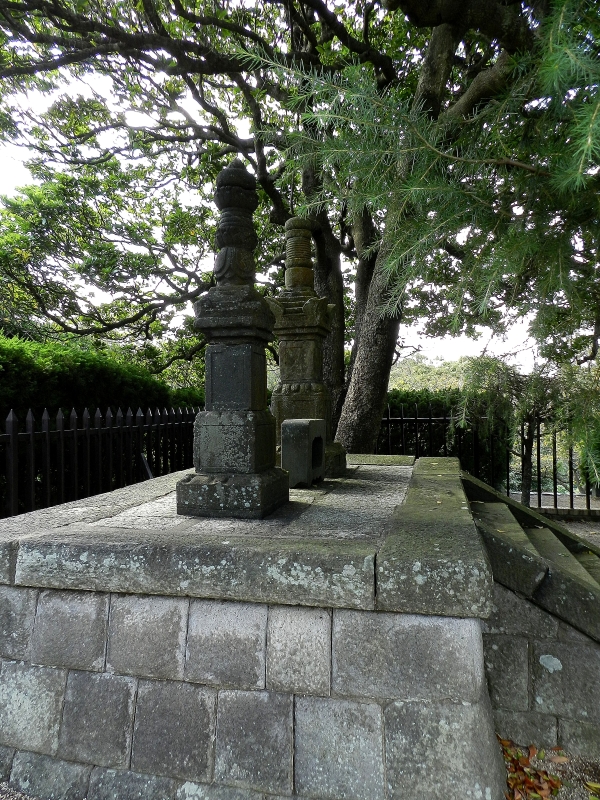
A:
[{"xmin": 214, "ymin": 159, "xmax": 259, "ymax": 213}]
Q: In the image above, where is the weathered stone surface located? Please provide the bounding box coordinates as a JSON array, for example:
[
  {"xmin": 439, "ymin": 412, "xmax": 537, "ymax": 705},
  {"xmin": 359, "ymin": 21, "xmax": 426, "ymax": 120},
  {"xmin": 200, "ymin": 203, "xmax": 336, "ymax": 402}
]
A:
[
  {"xmin": 193, "ymin": 410, "xmax": 276, "ymax": 475},
  {"xmin": 31, "ymin": 590, "xmax": 108, "ymax": 671},
  {"xmin": 483, "ymin": 634, "xmax": 529, "ymax": 711},
  {"xmin": 281, "ymin": 418, "xmax": 325, "ymax": 488},
  {"xmin": 15, "ymin": 533, "xmax": 376, "ymax": 610},
  {"xmin": 0, "ymin": 745, "xmax": 14, "ymax": 780},
  {"xmin": 559, "ymin": 718, "xmax": 600, "ymax": 758},
  {"xmin": 324, "ymin": 441, "xmax": 347, "ymax": 477},
  {"xmin": 413, "ymin": 456, "xmax": 461, "ymax": 475},
  {"xmin": 204, "ymin": 343, "xmax": 267, "ymax": 413},
  {"xmin": 482, "ymin": 583, "xmax": 558, "ymax": 639},
  {"xmin": 557, "ymin": 620, "xmax": 594, "ymax": 643},
  {"xmin": 0, "ymin": 471, "xmax": 183, "ymax": 537},
  {"xmin": 532, "ymin": 566, "xmax": 600, "ymax": 642},
  {"xmin": 333, "ymin": 611, "xmax": 485, "ymax": 703},
  {"xmin": 471, "ymin": 502, "xmax": 548, "ymax": 597},
  {"xmin": 107, "ymin": 594, "xmax": 188, "ymax": 680},
  {"xmin": 0, "ymin": 661, "xmax": 66, "ymax": 754},
  {"xmin": 346, "ymin": 454, "xmax": 414, "ymax": 466},
  {"xmin": 132, "ymin": 680, "xmax": 216, "ymax": 783},
  {"xmin": 0, "ymin": 586, "xmax": 37, "ymax": 659},
  {"xmin": 377, "ymin": 472, "xmax": 493, "ymax": 618},
  {"xmin": 9, "ymin": 751, "xmax": 91, "ymax": 800},
  {"xmin": 0, "ymin": 540, "xmax": 16, "ymax": 585},
  {"xmin": 295, "ymin": 697, "xmax": 384, "ymax": 800},
  {"xmin": 88, "ymin": 767, "xmax": 178, "ymax": 800},
  {"xmin": 176, "ymin": 468, "xmax": 289, "ymax": 520},
  {"xmin": 493, "ymin": 711, "xmax": 558, "ymax": 748},
  {"xmin": 215, "ymin": 690, "xmax": 293, "ymax": 794},
  {"xmin": 58, "ymin": 671, "xmax": 136, "ymax": 767},
  {"xmin": 532, "ymin": 641, "xmax": 600, "ymax": 724},
  {"xmin": 385, "ymin": 699, "xmax": 506, "ymax": 800},
  {"xmin": 185, "ymin": 600, "xmax": 267, "ymax": 689},
  {"xmin": 266, "ymin": 605, "xmax": 330, "ymax": 696},
  {"xmin": 177, "ymin": 784, "xmax": 291, "ymax": 800}
]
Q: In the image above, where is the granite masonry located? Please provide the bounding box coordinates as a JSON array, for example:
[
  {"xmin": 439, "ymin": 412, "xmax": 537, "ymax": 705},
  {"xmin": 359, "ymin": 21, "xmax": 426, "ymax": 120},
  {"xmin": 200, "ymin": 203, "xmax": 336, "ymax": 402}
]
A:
[
  {"xmin": 175, "ymin": 160, "xmax": 288, "ymax": 519},
  {"xmin": 267, "ymin": 217, "xmax": 346, "ymax": 478},
  {"xmin": 0, "ymin": 457, "xmax": 509, "ymax": 800}
]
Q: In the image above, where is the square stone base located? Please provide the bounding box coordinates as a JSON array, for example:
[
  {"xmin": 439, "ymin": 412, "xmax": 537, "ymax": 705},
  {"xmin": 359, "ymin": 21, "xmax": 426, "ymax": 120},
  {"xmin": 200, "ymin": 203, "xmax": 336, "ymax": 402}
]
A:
[
  {"xmin": 325, "ymin": 442, "xmax": 347, "ymax": 478},
  {"xmin": 176, "ymin": 468, "xmax": 289, "ymax": 519}
]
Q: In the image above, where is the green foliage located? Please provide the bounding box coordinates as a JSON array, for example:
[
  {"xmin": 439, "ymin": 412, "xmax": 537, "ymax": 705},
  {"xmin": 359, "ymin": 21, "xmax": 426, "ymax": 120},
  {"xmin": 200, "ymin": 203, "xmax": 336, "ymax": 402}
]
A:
[
  {"xmin": 275, "ymin": 0, "xmax": 600, "ymax": 358},
  {"xmin": 0, "ymin": 334, "xmax": 202, "ymax": 419}
]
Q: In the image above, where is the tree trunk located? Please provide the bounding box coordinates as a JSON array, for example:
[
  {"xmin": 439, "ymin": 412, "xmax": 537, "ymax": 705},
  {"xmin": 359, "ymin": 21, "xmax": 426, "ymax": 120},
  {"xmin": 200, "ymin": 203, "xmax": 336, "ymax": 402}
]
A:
[
  {"xmin": 347, "ymin": 208, "xmax": 378, "ymax": 386},
  {"xmin": 335, "ymin": 251, "xmax": 400, "ymax": 453},
  {"xmin": 520, "ymin": 416, "xmax": 535, "ymax": 506}
]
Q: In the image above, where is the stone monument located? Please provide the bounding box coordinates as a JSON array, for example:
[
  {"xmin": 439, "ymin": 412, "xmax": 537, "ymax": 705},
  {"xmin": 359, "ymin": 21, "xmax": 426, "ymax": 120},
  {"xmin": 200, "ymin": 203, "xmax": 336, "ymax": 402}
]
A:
[
  {"xmin": 176, "ymin": 159, "xmax": 289, "ymax": 518},
  {"xmin": 267, "ymin": 217, "xmax": 346, "ymax": 477}
]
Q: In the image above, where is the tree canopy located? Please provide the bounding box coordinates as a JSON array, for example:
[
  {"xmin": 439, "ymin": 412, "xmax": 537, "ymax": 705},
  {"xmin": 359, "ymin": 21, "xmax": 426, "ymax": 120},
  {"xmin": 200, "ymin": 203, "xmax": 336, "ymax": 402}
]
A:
[{"xmin": 0, "ymin": 0, "xmax": 598, "ymax": 450}]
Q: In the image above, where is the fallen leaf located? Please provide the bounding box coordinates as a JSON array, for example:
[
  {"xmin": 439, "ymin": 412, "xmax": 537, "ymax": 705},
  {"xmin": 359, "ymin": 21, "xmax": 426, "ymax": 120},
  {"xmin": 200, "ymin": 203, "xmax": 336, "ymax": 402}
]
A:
[
  {"xmin": 549, "ymin": 755, "xmax": 569, "ymax": 764},
  {"xmin": 586, "ymin": 783, "xmax": 600, "ymax": 792},
  {"xmin": 529, "ymin": 745, "xmax": 538, "ymax": 759}
]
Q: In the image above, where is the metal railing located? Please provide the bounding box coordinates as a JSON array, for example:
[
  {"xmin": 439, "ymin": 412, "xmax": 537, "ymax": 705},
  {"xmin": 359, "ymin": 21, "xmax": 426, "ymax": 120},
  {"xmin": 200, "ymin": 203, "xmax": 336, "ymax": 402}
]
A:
[
  {"xmin": 1, "ymin": 406, "xmax": 198, "ymax": 518},
  {"xmin": 376, "ymin": 405, "xmax": 596, "ymax": 513}
]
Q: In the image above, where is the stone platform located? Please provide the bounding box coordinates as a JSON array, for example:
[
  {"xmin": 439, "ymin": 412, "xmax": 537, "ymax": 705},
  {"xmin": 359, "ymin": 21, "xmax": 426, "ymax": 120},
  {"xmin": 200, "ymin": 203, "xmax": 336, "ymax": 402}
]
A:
[{"xmin": 0, "ymin": 458, "xmax": 507, "ymax": 800}]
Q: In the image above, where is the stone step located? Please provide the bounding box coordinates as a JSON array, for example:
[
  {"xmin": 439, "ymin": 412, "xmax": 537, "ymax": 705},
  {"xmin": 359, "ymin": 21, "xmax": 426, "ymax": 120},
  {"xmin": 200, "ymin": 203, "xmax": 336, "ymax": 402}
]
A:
[
  {"xmin": 470, "ymin": 501, "xmax": 548, "ymax": 596},
  {"xmin": 524, "ymin": 527, "xmax": 600, "ymax": 590},
  {"xmin": 574, "ymin": 550, "xmax": 600, "ymax": 585}
]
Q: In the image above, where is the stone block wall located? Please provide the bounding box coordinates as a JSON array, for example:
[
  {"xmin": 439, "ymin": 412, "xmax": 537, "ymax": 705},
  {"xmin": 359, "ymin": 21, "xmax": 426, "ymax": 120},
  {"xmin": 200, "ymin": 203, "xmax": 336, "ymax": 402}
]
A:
[
  {"xmin": 0, "ymin": 585, "xmax": 504, "ymax": 800},
  {"xmin": 483, "ymin": 582, "xmax": 600, "ymax": 757}
]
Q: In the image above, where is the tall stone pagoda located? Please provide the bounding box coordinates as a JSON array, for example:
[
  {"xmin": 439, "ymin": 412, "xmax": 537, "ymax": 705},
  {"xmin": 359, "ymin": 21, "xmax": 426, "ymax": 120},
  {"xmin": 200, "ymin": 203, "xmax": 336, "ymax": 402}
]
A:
[
  {"xmin": 267, "ymin": 217, "xmax": 346, "ymax": 477},
  {"xmin": 176, "ymin": 160, "xmax": 289, "ymax": 518}
]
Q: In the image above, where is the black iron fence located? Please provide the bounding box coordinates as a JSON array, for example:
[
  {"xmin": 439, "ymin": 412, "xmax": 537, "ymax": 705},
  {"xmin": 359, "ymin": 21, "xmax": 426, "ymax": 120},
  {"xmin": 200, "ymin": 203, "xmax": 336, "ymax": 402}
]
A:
[
  {"xmin": 1, "ymin": 407, "xmax": 198, "ymax": 518},
  {"xmin": 2, "ymin": 403, "xmax": 597, "ymax": 519},
  {"xmin": 376, "ymin": 405, "xmax": 595, "ymax": 512}
]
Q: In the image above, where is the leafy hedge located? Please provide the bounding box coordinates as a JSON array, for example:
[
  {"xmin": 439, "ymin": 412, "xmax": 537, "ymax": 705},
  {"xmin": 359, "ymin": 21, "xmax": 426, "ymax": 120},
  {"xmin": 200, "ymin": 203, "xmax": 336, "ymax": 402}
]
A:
[{"xmin": 0, "ymin": 336, "xmax": 203, "ymax": 421}]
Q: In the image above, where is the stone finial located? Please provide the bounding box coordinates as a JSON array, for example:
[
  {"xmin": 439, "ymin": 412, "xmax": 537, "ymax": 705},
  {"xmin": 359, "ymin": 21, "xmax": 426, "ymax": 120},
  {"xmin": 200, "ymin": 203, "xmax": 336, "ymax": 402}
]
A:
[
  {"xmin": 284, "ymin": 218, "xmax": 317, "ymax": 292},
  {"xmin": 214, "ymin": 159, "xmax": 259, "ymax": 286}
]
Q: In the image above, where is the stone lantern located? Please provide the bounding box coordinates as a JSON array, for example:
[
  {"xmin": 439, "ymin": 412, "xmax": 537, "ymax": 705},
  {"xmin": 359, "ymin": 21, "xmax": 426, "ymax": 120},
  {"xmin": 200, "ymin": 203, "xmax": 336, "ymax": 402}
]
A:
[{"xmin": 176, "ymin": 160, "xmax": 289, "ymax": 518}]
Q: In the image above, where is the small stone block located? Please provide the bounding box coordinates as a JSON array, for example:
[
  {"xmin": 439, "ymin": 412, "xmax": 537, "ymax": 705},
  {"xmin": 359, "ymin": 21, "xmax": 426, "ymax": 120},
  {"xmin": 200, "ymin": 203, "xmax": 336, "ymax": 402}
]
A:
[
  {"xmin": 483, "ymin": 634, "xmax": 529, "ymax": 711},
  {"xmin": 176, "ymin": 467, "xmax": 289, "ymax": 519},
  {"xmin": 58, "ymin": 671, "xmax": 136, "ymax": 768},
  {"xmin": 185, "ymin": 600, "xmax": 267, "ymax": 689},
  {"xmin": 482, "ymin": 583, "xmax": 558, "ymax": 639},
  {"xmin": 107, "ymin": 594, "xmax": 188, "ymax": 680},
  {"xmin": 215, "ymin": 690, "xmax": 293, "ymax": 794},
  {"xmin": 385, "ymin": 699, "xmax": 506, "ymax": 800},
  {"xmin": 493, "ymin": 710, "xmax": 558, "ymax": 748},
  {"xmin": 532, "ymin": 641, "xmax": 600, "ymax": 724},
  {"xmin": 0, "ymin": 745, "xmax": 14, "ymax": 781},
  {"xmin": 281, "ymin": 419, "xmax": 325, "ymax": 488},
  {"xmin": 559, "ymin": 718, "xmax": 600, "ymax": 759},
  {"xmin": 332, "ymin": 611, "xmax": 485, "ymax": 703},
  {"xmin": 0, "ymin": 661, "xmax": 66, "ymax": 754},
  {"xmin": 9, "ymin": 751, "xmax": 91, "ymax": 800},
  {"xmin": 0, "ymin": 586, "xmax": 38, "ymax": 660},
  {"xmin": 31, "ymin": 590, "xmax": 109, "ymax": 671},
  {"xmin": 194, "ymin": 410, "xmax": 276, "ymax": 475},
  {"xmin": 324, "ymin": 441, "xmax": 347, "ymax": 477},
  {"xmin": 88, "ymin": 767, "xmax": 178, "ymax": 800},
  {"xmin": 132, "ymin": 680, "xmax": 216, "ymax": 783},
  {"xmin": 266, "ymin": 605, "xmax": 330, "ymax": 695},
  {"xmin": 295, "ymin": 696, "xmax": 385, "ymax": 800}
]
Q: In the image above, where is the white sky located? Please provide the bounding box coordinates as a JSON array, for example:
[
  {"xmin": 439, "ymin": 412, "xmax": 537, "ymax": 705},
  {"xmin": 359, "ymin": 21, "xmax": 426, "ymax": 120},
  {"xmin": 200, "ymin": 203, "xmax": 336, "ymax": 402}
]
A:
[{"xmin": 1, "ymin": 141, "xmax": 537, "ymax": 371}]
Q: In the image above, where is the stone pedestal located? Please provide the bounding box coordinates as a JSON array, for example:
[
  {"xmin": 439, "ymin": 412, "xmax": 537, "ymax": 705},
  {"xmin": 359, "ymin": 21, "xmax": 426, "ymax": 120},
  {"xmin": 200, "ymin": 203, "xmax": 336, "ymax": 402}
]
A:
[
  {"xmin": 267, "ymin": 218, "xmax": 346, "ymax": 477},
  {"xmin": 176, "ymin": 160, "xmax": 288, "ymax": 519}
]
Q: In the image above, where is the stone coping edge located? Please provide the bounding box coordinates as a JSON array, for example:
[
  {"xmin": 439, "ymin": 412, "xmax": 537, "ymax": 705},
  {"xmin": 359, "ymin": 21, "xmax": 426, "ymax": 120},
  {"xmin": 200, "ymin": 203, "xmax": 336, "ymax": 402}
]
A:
[
  {"xmin": 1, "ymin": 459, "xmax": 492, "ymax": 617},
  {"xmin": 375, "ymin": 458, "xmax": 493, "ymax": 617},
  {"xmin": 346, "ymin": 454, "xmax": 415, "ymax": 466}
]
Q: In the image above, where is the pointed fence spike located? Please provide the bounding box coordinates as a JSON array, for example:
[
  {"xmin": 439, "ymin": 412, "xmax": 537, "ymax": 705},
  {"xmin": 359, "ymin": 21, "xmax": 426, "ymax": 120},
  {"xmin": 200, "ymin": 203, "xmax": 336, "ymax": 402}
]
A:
[
  {"xmin": 136, "ymin": 408, "xmax": 144, "ymax": 423},
  {"xmin": 70, "ymin": 408, "xmax": 78, "ymax": 428},
  {"xmin": 56, "ymin": 409, "xmax": 64, "ymax": 429},
  {"xmin": 42, "ymin": 409, "xmax": 50, "ymax": 432},
  {"xmin": 146, "ymin": 408, "xmax": 153, "ymax": 424},
  {"xmin": 116, "ymin": 407, "xmax": 124, "ymax": 424},
  {"xmin": 106, "ymin": 408, "xmax": 113, "ymax": 425},
  {"xmin": 126, "ymin": 408, "xmax": 133, "ymax": 424},
  {"xmin": 26, "ymin": 409, "xmax": 35, "ymax": 433},
  {"xmin": 6, "ymin": 409, "xmax": 18, "ymax": 432},
  {"xmin": 95, "ymin": 408, "xmax": 102, "ymax": 427}
]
